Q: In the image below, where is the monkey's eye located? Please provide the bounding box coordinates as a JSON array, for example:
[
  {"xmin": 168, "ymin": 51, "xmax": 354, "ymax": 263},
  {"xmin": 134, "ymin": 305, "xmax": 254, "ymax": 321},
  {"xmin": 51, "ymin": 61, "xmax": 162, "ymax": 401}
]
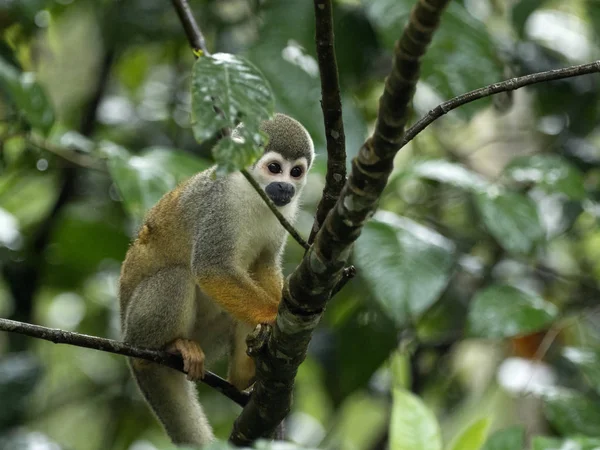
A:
[
  {"xmin": 290, "ymin": 166, "xmax": 303, "ymax": 178},
  {"xmin": 268, "ymin": 162, "xmax": 282, "ymax": 174}
]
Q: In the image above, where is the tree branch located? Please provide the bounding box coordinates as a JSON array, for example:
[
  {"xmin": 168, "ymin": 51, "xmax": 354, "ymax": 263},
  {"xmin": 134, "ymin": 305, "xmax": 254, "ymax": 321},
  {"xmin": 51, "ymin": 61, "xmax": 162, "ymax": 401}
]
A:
[
  {"xmin": 308, "ymin": 0, "xmax": 347, "ymax": 244},
  {"xmin": 400, "ymin": 60, "xmax": 600, "ymax": 149},
  {"xmin": 171, "ymin": 0, "xmax": 308, "ymax": 251},
  {"xmin": 230, "ymin": 0, "xmax": 453, "ymax": 444},
  {"xmin": 0, "ymin": 318, "xmax": 250, "ymax": 407},
  {"xmin": 170, "ymin": 0, "xmax": 209, "ymax": 55}
]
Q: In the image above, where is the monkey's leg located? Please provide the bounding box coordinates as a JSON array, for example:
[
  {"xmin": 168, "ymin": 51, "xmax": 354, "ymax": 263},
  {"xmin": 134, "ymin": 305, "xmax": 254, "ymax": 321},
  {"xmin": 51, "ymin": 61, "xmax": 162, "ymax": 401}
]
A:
[
  {"xmin": 124, "ymin": 266, "xmax": 214, "ymax": 446},
  {"xmin": 228, "ymin": 322, "xmax": 256, "ymax": 391}
]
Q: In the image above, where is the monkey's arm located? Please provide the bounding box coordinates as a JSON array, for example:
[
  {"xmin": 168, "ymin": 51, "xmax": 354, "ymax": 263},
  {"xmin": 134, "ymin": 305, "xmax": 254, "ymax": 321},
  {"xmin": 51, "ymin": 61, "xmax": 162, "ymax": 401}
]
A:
[{"xmin": 196, "ymin": 268, "xmax": 279, "ymax": 325}]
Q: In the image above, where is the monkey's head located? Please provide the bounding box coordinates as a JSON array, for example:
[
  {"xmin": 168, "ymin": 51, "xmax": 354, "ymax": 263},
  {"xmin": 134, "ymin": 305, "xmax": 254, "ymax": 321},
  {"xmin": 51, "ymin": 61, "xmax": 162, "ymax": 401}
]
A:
[{"xmin": 247, "ymin": 114, "xmax": 314, "ymax": 207}]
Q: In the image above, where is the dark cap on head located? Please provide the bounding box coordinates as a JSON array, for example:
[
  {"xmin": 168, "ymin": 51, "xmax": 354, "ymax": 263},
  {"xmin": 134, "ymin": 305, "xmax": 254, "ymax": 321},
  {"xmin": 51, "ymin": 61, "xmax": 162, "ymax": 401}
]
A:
[{"xmin": 260, "ymin": 114, "xmax": 314, "ymax": 167}]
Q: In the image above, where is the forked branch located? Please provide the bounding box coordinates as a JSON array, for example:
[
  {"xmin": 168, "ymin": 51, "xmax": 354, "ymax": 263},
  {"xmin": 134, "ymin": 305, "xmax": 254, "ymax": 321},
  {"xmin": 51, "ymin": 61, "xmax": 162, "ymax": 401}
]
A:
[{"xmin": 230, "ymin": 0, "xmax": 453, "ymax": 444}]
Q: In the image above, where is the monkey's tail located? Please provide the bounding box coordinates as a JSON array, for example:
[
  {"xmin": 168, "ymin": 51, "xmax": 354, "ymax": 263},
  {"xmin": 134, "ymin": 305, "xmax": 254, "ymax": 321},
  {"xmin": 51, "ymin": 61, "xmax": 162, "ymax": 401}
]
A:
[{"xmin": 131, "ymin": 361, "xmax": 214, "ymax": 446}]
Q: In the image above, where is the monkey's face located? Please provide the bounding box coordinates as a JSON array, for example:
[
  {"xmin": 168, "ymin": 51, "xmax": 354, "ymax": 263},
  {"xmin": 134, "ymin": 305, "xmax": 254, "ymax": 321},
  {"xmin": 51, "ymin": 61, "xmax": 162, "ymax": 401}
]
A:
[{"xmin": 251, "ymin": 151, "xmax": 310, "ymax": 207}]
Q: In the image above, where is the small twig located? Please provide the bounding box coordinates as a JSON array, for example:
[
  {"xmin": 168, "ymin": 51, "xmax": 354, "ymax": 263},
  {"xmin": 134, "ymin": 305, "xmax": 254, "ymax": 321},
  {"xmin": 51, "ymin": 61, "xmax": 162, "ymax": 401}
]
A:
[
  {"xmin": 400, "ymin": 60, "xmax": 600, "ymax": 149},
  {"xmin": 170, "ymin": 0, "xmax": 209, "ymax": 55},
  {"xmin": 242, "ymin": 170, "xmax": 309, "ymax": 250},
  {"xmin": 0, "ymin": 318, "xmax": 250, "ymax": 407},
  {"xmin": 309, "ymin": 0, "xmax": 347, "ymax": 244},
  {"xmin": 28, "ymin": 135, "xmax": 106, "ymax": 171}
]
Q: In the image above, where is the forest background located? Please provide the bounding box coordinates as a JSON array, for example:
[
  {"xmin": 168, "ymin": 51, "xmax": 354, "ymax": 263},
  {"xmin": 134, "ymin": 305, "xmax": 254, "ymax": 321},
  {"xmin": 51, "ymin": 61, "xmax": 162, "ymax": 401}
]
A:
[{"xmin": 1, "ymin": 0, "xmax": 600, "ymax": 449}]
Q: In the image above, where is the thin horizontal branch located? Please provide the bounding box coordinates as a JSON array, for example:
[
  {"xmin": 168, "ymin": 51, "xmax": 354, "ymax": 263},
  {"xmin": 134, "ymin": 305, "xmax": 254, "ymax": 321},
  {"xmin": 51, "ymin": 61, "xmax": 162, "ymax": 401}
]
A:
[
  {"xmin": 0, "ymin": 317, "xmax": 250, "ymax": 407},
  {"xmin": 400, "ymin": 59, "xmax": 600, "ymax": 148},
  {"xmin": 309, "ymin": 0, "xmax": 347, "ymax": 245}
]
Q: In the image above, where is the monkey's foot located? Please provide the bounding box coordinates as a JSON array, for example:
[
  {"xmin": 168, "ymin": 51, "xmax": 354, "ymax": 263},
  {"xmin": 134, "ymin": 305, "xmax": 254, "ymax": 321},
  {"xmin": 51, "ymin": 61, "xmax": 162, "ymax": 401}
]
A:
[{"xmin": 167, "ymin": 338, "xmax": 205, "ymax": 381}]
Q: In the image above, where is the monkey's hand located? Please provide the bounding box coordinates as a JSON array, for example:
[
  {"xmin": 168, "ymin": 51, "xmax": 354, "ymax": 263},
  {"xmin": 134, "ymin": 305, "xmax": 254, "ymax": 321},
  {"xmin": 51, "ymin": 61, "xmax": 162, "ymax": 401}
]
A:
[{"xmin": 167, "ymin": 338, "xmax": 206, "ymax": 381}]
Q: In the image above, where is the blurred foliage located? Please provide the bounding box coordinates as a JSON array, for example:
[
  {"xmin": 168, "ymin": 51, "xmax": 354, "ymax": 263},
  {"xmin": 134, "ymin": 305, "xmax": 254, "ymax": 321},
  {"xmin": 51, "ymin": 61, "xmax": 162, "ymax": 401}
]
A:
[{"xmin": 1, "ymin": 0, "xmax": 600, "ymax": 450}]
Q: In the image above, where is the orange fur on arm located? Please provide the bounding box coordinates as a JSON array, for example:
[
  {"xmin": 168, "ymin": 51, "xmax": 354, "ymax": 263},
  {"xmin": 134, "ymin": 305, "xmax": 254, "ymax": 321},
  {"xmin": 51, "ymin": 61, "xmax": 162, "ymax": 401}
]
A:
[
  {"xmin": 197, "ymin": 274, "xmax": 279, "ymax": 325},
  {"xmin": 251, "ymin": 263, "xmax": 284, "ymax": 304}
]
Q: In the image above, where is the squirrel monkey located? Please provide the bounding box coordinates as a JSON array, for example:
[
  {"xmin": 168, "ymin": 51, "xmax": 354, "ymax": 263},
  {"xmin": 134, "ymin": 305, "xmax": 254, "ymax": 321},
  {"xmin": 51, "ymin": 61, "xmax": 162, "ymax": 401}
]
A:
[{"xmin": 119, "ymin": 114, "xmax": 314, "ymax": 446}]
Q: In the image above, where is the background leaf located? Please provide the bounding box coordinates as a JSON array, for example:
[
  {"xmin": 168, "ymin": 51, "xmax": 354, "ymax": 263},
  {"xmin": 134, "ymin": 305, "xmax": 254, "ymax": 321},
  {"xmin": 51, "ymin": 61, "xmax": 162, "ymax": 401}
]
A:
[
  {"xmin": 404, "ymin": 160, "xmax": 490, "ymax": 192},
  {"xmin": 542, "ymin": 388, "xmax": 600, "ymax": 437},
  {"xmin": 390, "ymin": 389, "xmax": 442, "ymax": 450},
  {"xmin": 0, "ymin": 57, "xmax": 55, "ymax": 135},
  {"xmin": 562, "ymin": 347, "xmax": 600, "ymax": 395},
  {"xmin": 191, "ymin": 53, "xmax": 274, "ymax": 174},
  {"xmin": 467, "ymin": 284, "xmax": 558, "ymax": 338},
  {"xmin": 102, "ymin": 144, "xmax": 211, "ymax": 223},
  {"xmin": 475, "ymin": 190, "xmax": 544, "ymax": 255},
  {"xmin": 503, "ymin": 155, "xmax": 586, "ymax": 201},
  {"xmin": 354, "ymin": 211, "xmax": 455, "ymax": 327},
  {"xmin": 481, "ymin": 426, "xmax": 524, "ymax": 450},
  {"xmin": 447, "ymin": 417, "xmax": 491, "ymax": 450}
]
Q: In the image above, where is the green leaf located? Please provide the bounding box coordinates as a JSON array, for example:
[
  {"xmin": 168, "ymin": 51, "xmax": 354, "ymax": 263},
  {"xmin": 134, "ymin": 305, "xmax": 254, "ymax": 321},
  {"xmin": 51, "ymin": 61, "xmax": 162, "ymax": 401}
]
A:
[
  {"xmin": 481, "ymin": 426, "xmax": 524, "ymax": 450},
  {"xmin": 366, "ymin": 1, "xmax": 503, "ymax": 118},
  {"xmin": 447, "ymin": 417, "xmax": 491, "ymax": 450},
  {"xmin": 543, "ymin": 387, "xmax": 600, "ymax": 437},
  {"xmin": 532, "ymin": 436, "xmax": 600, "ymax": 450},
  {"xmin": 531, "ymin": 436, "xmax": 568, "ymax": 450},
  {"xmin": 0, "ymin": 57, "xmax": 55, "ymax": 135},
  {"xmin": 354, "ymin": 211, "xmax": 455, "ymax": 327},
  {"xmin": 503, "ymin": 155, "xmax": 586, "ymax": 201},
  {"xmin": 191, "ymin": 53, "xmax": 274, "ymax": 174},
  {"xmin": 0, "ymin": 353, "xmax": 43, "ymax": 428},
  {"xmin": 511, "ymin": 0, "xmax": 545, "ymax": 38},
  {"xmin": 562, "ymin": 347, "xmax": 600, "ymax": 395},
  {"xmin": 102, "ymin": 144, "xmax": 211, "ymax": 223},
  {"xmin": 467, "ymin": 284, "xmax": 558, "ymax": 338},
  {"xmin": 390, "ymin": 389, "xmax": 442, "ymax": 450},
  {"xmin": 475, "ymin": 190, "xmax": 544, "ymax": 255},
  {"xmin": 408, "ymin": 159, "xmax": 490, "ymax": 192}
]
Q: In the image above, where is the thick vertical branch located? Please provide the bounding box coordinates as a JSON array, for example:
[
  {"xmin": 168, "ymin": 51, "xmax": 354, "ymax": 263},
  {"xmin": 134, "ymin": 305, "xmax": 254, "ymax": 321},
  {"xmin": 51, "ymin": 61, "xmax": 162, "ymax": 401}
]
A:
[
  {"xmin": 230, "ymin": 0, "xmax": 453, "ymax": 444},
  {"xmin": 308, "ymin": 0, "xmax": 347, "ymax": 244}
]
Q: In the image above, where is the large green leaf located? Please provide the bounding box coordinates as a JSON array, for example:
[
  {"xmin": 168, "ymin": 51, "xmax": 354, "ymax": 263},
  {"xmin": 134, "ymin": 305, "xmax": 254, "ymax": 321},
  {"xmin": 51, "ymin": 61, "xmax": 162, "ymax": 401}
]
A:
[
  {"xmin": 467, "ymin": 284, "xmax": 558, "ymax": 338},
  {"xmin": 0, "ymin": 57, "xmax": 55, "ymax": 135},
  {"xmin": 390, "ymin": 389, "xmax": 442, "ymax": 450},
  {"xmin": 475, "ymin": 190, "xmax": 544, "ymax": 255},
  {"xmin": 191, "ymin": 53, "xmax": 274, "ymax": 174},
  {"xmin": 447, "ymin": 417, "xmax": 491, "ymax": 450},
  {"xmin": 481, "ymin": 426, "xmax": 524, "ymax": 450},
  {"xmin": 542, "ymin": 387, "xmax": 600, "ymax": 437},
  {"xmin": 562, "ymin": 347, "xmax": 600, "ymax": 395},
  {"xmin": 354, "ymin": 211, "xmax": 455, "ymax": 327},
  {"xmin": 503, "ymin": 155, "xmax": 586, "ymax": 201},
  {"xmin": 366, "ymin": 1, "xmax": 503, "ymax": 118},
  {"xmin": 102, "ymin": 144, "xmax": 211, "ymax": 223}
]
